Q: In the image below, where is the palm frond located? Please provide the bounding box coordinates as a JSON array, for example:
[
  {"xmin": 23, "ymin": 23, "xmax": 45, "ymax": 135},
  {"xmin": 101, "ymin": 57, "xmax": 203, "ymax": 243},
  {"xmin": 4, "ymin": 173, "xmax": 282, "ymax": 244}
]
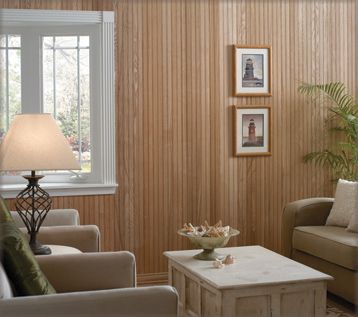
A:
[
  {"xmin": 303, "ymin": 150, "xmax": 343, "ymax": 167},
  {"xmin": 330, "ymin": 126, "xmax": 346, "ymax": 133},
  {"xmin": 298, "ymin": 82, "xmax": 356, "ymax": 116},
  {"xmin": 299, "ymin": 82, "xmax": 358, "ymax": 181}
]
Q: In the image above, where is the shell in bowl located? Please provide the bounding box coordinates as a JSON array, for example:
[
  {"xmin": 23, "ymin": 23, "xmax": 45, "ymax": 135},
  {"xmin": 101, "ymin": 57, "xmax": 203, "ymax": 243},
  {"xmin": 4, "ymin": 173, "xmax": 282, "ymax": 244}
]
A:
[{"xmin": 178, "ymin": 227, "xmax": 240, "ymax": 260}]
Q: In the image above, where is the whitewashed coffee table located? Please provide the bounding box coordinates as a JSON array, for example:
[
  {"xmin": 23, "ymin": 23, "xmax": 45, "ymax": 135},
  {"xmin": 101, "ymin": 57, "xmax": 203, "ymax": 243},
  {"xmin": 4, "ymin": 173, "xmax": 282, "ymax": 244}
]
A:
[{"xmin": 164, "ymin": 246, "xmax": 332, "ymax": 317}]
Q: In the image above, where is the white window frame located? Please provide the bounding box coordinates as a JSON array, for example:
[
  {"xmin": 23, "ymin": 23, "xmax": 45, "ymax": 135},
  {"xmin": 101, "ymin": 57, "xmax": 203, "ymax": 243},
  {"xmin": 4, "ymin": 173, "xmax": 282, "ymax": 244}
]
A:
[{"xmin": 0, "ymin": 9, "xmax": 117, "ymax": 198}]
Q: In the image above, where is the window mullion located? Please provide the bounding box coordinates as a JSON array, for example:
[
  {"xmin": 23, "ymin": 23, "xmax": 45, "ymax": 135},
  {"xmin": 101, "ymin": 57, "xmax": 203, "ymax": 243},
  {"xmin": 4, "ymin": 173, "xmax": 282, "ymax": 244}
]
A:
[
  {"xmin": 21, "ymin": 30, "xmax": 41, "ymax": 113},
  {"xmin": 53, "ymin": 36, "xmax": 56, "ymax": 119},
  {"xmin": 5, "ymin": 35, "xmax": 9, "ymax": 130},
  {"xmin": 77, "ymin": 36, "xmax": 82, "ymax": 165}
]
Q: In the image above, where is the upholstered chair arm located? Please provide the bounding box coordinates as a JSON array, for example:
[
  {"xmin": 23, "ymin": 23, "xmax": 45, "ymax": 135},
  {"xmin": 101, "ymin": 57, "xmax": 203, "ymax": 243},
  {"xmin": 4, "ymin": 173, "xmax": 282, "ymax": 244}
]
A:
[
  {"xmin": 20, "ymin": 225, "xmax": 100, "ymax": 252},
  {"xmin": 11, "ymin": 209, "xmax": 80, "ymax": 228},
  {"xmin": 0, "ymin": 285, "xmax": 179, "ymax": 317},
  {"xmin": 281, "ymin": 197, "xmax": 334, "ymax": 257},
  {"xmin": 36, "ymin": 252, "xmax": 136, "ymax": 293}
]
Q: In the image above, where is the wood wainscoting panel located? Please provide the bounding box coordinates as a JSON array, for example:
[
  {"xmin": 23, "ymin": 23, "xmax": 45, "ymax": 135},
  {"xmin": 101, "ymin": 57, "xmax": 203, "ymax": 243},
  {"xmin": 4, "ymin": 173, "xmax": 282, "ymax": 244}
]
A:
[
  {"xmin": 235, "ymin": 295, "xmax": 271, "ymax": 317},
  {"xmin": 201, "ymin": 287, "xmax": 220, "ymax": 317},
  {"xmin": 280, "ymin": 290, "xmax": 315, "ymax": 317},
  {"xmin": 1, "ymin": 0, "xmax": 356, "ymax": 276}
]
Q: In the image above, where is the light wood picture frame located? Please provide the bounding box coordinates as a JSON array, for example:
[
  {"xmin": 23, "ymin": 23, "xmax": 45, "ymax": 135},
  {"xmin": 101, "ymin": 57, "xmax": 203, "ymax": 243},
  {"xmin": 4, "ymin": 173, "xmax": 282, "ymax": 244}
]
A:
[
  {"xmin": 234, "ymin": 45, "xmax": 272, "ymax": 96},
  {"xmin": 234, "ymin": 105, "xmax": 272, "ymax": 156}
]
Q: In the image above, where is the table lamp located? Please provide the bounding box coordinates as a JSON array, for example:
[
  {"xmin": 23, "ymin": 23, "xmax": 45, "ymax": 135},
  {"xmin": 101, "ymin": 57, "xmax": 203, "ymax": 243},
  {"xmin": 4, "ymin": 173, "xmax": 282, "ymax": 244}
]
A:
[{"xmin": 0, "ymin": 114, "xmax": 80, "ymax": 255}]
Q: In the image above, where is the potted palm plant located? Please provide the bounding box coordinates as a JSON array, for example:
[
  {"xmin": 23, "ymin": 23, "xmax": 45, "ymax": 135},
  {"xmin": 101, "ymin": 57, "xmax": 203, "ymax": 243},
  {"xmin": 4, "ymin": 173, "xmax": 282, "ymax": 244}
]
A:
[{"xmin": 298, "ymin": 82, "xmax": 358, "ymax": 181}]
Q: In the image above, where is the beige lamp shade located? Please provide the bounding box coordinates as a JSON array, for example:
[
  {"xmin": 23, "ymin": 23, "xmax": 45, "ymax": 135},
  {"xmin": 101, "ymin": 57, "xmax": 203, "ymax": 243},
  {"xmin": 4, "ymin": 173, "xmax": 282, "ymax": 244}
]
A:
[{"xmin": 0, "ymin": 114, "xmax": 81, "ymax": 171}]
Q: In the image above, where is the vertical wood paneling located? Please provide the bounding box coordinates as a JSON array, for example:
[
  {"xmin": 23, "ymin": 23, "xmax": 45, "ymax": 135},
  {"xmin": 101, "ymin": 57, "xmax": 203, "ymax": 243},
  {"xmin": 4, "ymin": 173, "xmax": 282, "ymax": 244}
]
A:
[{"xmin": 1, "ymin": 0, "xmax": 356, "ymax": 277}]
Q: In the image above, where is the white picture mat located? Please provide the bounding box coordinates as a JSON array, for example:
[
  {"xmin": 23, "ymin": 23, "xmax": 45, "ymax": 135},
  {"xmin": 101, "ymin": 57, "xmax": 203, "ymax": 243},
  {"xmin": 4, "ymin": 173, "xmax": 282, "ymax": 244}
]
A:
[
  {"xmin": 235, "ymin": 48, "xmax": 269, "ymax": 94},
  {"xmin": 236, "ymin": 108, "xmax": 269, "ymax": 153}
]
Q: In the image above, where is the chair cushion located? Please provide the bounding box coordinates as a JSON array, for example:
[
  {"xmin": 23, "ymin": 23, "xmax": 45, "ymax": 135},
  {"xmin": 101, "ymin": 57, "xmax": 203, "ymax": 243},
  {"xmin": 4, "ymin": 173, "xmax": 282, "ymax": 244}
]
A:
[
  {"xmin": 0, "ymin": 262, "xmax": 13, "ymax": 299},
  {"xmin": 293, "ymin": 225, "xmax": 358, "ymax": 270},
  {"xmin": 46, "ymin": 245, "xmax": 82, "ymax": 255},
  {"xmin": 0, "ymin": 196, "xmax": 56, "ymax": 296}
]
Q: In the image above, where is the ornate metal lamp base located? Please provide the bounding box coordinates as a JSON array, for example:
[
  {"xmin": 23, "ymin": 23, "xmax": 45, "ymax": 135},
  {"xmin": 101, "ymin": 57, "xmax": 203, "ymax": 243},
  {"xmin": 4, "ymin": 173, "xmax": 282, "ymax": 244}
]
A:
[
  {"xmin": 15, "ymin": 171, "xmax": 52, "ymax": 256},
  {"xmin": 29, "ymin": 240, "xmax": 52, "ymax": 255}
]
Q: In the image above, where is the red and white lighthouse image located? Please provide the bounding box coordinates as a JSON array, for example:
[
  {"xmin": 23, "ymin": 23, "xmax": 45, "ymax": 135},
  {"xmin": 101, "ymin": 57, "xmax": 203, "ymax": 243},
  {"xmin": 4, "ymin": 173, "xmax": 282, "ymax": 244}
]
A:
[{"xmin": 248, "ymin": 119, "xmax": 256, "ymax": 143}]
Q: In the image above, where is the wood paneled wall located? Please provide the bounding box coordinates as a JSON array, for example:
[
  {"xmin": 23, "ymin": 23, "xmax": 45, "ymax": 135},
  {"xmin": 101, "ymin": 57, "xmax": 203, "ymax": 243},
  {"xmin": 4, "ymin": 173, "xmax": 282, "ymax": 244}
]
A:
[{"xmin": 1, "ymin": 0, "xmax": 356, "ymax": 278}]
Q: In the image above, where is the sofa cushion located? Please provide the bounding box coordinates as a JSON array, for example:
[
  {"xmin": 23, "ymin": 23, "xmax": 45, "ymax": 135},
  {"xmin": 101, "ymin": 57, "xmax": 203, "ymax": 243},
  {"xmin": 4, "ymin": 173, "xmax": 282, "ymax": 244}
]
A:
[
  {"xmin": 0, "ymin": 262, "xmax": 13, "ymax": 299},
  {"xmin": 347, "ymin": 210, "xmax": 358, "ymax": 233},
  {"xmin": 293, "ymin": 226, "xmax": 358, "ymax": 270},
  {"xmin": 326, "ymin": 179, "xmax": 358, "ymax": 227},
  {"xmin": 0, "ymin": 196, "xmax": 56, "ymax": 296}
]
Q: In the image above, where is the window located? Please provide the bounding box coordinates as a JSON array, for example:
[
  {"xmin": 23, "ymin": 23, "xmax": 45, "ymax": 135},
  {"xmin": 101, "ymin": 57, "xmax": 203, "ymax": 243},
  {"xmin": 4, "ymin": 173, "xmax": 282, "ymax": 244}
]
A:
[
  {"xmin": 0, "ymin": 9, "xmax": 116, "ymax": 198},
  {"xmin": 0, "ymin": 34, "xmax": 21, "ymax": 138},
  {"xmin": 43, "ymin": 35, "xmax": 91, "ymax": 172}
]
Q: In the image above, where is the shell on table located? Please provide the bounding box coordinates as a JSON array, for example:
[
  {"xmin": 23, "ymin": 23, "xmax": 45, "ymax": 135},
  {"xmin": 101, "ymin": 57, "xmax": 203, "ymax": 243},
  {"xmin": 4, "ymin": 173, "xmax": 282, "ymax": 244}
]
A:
[
  {"xmin": 213, "ymin": 259, "xmax": 225, "ymax": 269},
  {"xmin": 223, "ymin": 254, "xmax": 234, "ymax": 265}
]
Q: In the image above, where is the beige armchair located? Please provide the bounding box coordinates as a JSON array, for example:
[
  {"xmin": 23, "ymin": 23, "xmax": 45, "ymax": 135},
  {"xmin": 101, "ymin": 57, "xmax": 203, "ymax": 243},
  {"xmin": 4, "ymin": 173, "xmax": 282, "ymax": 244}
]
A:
[
  {"xmin": 10, "ymin": 209, "xmax": 100, "ymax": 252},
  {"xmin": 1, "ymin": 209, "xmax": 178, "ymax": 316},
  {"xmin": 0, "ymin": 251, "xmax": 178, "ymax": 316}
]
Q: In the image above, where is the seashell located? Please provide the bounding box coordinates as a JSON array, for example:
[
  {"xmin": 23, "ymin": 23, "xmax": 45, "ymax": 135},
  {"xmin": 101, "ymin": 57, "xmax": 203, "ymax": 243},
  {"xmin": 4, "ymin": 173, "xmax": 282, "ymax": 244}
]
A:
[
  {"xmin": 223, "ymin": 254, "xmax": 234, "ymax": 265},
  {"xmin": 204, "ymin": 220, "xmax": 210, "ymax": 230},
  {"xmin": 213, "ymin": 259, "xmax": 225, "ymax": 269},
  {"xmin": 181, "ymin": 220, "xmax": 232, "ymax": 238}
]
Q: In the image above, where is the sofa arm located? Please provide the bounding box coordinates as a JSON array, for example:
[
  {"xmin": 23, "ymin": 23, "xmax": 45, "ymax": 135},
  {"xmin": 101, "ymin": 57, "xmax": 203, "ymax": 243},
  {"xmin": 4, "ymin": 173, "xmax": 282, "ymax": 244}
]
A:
[
  {"xmin": 37, "ymin": 252, "xmax": 136, "ymax": 293},
  {"xmin": 0, "ymin": 286, "xmax": 178, "ymax": 317},
  {"xmin": 20, "ymin": 225, "xmax": 100, "ymax": 252},
  {"xmin": 11, "ymin": 209, "xmax": 80, "ymax": 228},
  {"xmin": 281, "ymin": 197, "xmax": 334, "ymax": 257}
]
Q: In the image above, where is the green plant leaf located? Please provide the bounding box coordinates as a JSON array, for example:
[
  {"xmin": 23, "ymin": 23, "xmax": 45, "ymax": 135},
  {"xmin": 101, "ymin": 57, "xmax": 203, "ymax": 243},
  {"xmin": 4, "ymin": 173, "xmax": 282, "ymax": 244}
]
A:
[{"xmin": 299, "ymin": 82, "xmax": 358, "ymax": 181}]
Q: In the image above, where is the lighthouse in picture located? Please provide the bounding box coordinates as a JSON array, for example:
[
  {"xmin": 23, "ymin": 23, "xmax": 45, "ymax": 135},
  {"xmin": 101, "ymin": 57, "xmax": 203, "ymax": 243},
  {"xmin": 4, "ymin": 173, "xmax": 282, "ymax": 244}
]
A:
[
  {"xmin": 243, "ymin": 58, "xmax": 255, "ymax": 80},
  {"xmin": 248, "ymin": 119, "xmax": 256, "ymax": 143}
]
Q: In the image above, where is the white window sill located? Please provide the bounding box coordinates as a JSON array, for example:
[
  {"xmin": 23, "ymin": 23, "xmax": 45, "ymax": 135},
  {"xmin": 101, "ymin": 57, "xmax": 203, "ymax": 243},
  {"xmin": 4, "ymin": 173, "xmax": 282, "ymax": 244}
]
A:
[{"xmin": 0, "ymin": 183, "xmax": 118, "ymax": 199}]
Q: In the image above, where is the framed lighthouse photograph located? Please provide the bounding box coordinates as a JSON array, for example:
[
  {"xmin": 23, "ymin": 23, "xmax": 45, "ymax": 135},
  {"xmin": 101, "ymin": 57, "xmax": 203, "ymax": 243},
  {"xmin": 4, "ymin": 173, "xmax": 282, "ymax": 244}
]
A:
[
  {"xmin": 234, "ymin": 45, "xmax": 272, "ymax": 96},
  {"xmin": 234, "ymin": 105, "xmax": 271, "ymax": 156}
]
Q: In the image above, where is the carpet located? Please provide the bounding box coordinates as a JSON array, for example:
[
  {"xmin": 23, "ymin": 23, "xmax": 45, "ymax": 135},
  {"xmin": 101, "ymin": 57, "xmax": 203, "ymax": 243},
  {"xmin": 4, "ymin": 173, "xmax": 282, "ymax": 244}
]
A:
[{"xmin": 327, "ymin": 305, "xmax": 355, "ymax": 317}]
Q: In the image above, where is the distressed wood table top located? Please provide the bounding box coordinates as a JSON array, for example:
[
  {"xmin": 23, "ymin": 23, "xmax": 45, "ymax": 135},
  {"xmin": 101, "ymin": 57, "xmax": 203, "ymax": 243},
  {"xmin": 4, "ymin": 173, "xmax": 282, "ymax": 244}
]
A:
[{"xmin": 164, "ymin": 245, "xmax": 332, "ymax": 290}]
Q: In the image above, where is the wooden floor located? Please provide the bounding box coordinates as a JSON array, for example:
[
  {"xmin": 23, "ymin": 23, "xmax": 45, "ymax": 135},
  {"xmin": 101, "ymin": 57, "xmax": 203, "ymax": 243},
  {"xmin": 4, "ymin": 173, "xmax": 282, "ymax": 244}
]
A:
[{"xmin": 327, "ymin": 293, "xmax": 358, "ymax": 317}]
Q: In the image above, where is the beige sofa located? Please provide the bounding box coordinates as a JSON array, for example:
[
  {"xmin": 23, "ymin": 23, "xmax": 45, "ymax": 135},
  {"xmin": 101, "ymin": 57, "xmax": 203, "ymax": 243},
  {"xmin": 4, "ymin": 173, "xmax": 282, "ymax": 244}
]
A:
[
  {"xmin": 1, "ymin": 209, "xmax": 178, "ymax": 316},
  {"xmin": 282, "ymin": 197, "xmax": 358, "ymax": 305}
]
